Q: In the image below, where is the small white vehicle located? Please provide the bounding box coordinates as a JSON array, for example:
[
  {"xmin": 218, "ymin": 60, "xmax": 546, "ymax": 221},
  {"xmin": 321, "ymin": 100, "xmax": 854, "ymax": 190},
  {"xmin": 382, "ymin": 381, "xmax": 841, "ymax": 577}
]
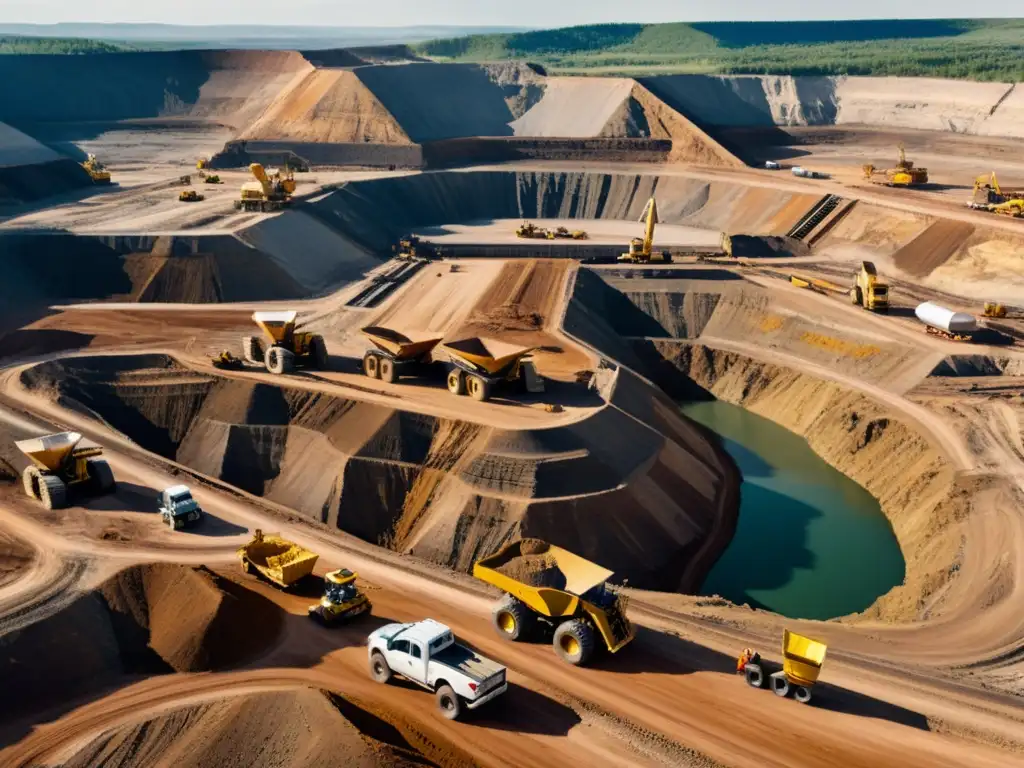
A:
[
  {"xmin": 157, "ymin": 484, "xmax": 203, "ymax": 530},
  {"xmin": 367, "ymin": 619, "xmax": 507, "ymax": 720},
  {"xmin": 764, "ymin": 160, "xmax": 781, "ymax": 170}
]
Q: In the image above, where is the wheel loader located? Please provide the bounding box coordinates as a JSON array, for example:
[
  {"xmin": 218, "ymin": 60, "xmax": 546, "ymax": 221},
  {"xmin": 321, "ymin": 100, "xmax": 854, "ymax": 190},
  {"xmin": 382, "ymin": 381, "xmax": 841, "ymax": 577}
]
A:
[
  {"xmin": 242, "ymin": 311, "xmax": 328, "ymax": 375},
  {"xmin": 16, "ymin": 432, "xmax": 116, "ymax": 510},
  {"xmin": 308, "ymin": 568, "xmax": 372, "ymax": 625},
  {"xmin": 473, "ymin": 539, "xmax": 634, "ymax": 666},
  {"xmin": 849, "ymin": 261, "xmax": 889, "ymax": 312},
  {"xmin": 442, "ymin": 337, "xmax": 544, "ymax": 403}
]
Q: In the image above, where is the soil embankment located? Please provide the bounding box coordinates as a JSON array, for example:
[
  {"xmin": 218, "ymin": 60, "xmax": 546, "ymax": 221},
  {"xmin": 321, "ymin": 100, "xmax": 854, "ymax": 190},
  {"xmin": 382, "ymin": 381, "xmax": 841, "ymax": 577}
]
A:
[
  {"xmin": 0, "ymin": 121, "xmax": 92, "ymax": 204},
  {"xmin": 20, "ymin": 351, "xmax": 737, "ymax": 592}
]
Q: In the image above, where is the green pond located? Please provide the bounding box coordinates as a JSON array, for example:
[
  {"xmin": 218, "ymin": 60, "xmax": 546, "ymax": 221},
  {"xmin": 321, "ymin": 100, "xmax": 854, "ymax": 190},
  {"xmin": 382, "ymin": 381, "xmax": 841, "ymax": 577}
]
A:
[{"xmin": 681, "ymin": 400, "xmax": 905, "ymax": 620}]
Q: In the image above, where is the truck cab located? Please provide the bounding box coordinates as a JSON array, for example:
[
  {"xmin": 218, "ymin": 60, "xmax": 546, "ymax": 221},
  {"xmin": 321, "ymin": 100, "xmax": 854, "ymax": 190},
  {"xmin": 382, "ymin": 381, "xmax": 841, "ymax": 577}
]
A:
[
  {"xmin": 158, "ymin": 484, "xmax": 203, "ymax": 530},
  {"xmin": 367, "ymin": 619, "xmax": 507, "ymax": 720}
]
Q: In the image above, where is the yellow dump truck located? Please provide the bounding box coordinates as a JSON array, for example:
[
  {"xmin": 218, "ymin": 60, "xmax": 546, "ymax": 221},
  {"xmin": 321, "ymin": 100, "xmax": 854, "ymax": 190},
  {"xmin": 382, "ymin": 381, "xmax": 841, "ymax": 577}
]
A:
[
  {"xmin": 242, "ymin": 310, "xmax": 329, "ymax": 374},
  {"xmin": 473, "ymin": 539, "xmax": 634, "ymax": 666},
  {"xmin": 16, "ymin": 431, "xmax": 116, "ymax": 510},
  {"xmin": 850, "ymin": 261, "xmax": 889, "ymax": 312},
  {"xmin": 238, "ymin": 529, "xmax": 319, "ymax": 588},
  {"xmin": 361, "ymin": 326, "xmax": 443, "ymax": 384},
  {"xmin": 442, "ymin": 337, "xmax": 544, "ymax": 402},
  {"xmin": 738, "ymin": 629, "xmax": 827, "ymax": 704}
]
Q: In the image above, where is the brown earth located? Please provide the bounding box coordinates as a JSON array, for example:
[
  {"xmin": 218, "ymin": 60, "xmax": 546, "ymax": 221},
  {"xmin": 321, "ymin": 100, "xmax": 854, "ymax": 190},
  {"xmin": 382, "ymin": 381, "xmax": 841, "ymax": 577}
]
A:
[{"xmin": 893, "ymin": 219, "xmax": 977, "ymax": 277}]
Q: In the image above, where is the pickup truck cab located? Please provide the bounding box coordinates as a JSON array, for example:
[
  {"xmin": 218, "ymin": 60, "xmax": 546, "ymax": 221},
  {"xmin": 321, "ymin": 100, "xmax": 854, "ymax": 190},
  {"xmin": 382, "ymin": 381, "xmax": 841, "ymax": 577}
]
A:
[
  {"xmin": 367, "ymin": 618, "xmax": 507, "ymax": 720},
  {"xmin": 158, "ymin": 485, "xmax": 203, "ymax": 530}
]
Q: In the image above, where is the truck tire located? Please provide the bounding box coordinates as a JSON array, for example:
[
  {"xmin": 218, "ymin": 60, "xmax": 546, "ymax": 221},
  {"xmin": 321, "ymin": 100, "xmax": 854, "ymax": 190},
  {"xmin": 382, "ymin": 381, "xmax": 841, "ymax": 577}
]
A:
[
  {"xmin": 447, "ymin": 369, "xmax": 466, "ymax": 395},
  {"xmin": 22, "ymin": 466, "xmax": 41, "ymax": 500},
  {"xmin": 492, "ymin": 595, "xmax": 532, "ymax": 641},
  {"xmin": 435, "ymin": 684, "xmax": 463, "ymax": 721},
  {"xmin": 771, "ymin": 672, "xmax": 790, "ymax": 698},
  {"xmin": 265, "ymin": 346, "xmax": 295, "ymax": 374},
  {"xmin": 554, "ymin": 619, "xmax": 596, "ymax": 666},
  {"xmin": 369, "ymin": 652, "xmax": 392, "ymax": 684},
  {"xmin": 87, "ymin": 458, "xmax": 116, "ymax": 493},
  {"xmin": 242, "ymin": 335, "xmax": 264, "ymax": 364},
  {"xmin": 744, "ymin": 663, "xmax": 765, "ymax": 689},
  {"xmin": 379, "ymin": 357, "xmax": 397, "ymax": 384},
  {"xmin": 363, "ymin": 352, "xmax": 380, "ymax": 379},
  {"xmin": 39, "ymin": 475, "xmax": 68, "ymax": 510},
  {"xmin": 309, "ymin": 335, "xmax": 329, "ymax": 370},
  {"xmin": 793, "ymin": 685, "xmax": 813, "ymax": 704},
  {"xmin": 467, "ymin": 374, "xmax": 491, "ymax": 402},
  {"xmin": 850, "ymin": 286, "xmax": 863, "ymax": 306}
]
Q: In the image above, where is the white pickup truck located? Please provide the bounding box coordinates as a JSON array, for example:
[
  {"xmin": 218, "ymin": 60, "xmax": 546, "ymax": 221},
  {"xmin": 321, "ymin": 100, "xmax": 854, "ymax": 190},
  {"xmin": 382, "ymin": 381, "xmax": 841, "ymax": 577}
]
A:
[{"xmin": 367, "ymin": 618, "xmax": 508, "ymax": 720}]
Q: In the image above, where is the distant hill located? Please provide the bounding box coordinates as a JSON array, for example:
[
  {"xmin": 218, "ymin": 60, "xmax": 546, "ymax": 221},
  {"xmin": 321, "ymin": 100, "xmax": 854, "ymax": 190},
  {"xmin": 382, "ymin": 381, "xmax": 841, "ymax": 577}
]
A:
[
  {"xmin": 0, "ymin": 35, "xmax": 133, "ymax": 54},
  {"xmin": 415, "ymin": 19, "xmax": 1024, "ymax": 81}
]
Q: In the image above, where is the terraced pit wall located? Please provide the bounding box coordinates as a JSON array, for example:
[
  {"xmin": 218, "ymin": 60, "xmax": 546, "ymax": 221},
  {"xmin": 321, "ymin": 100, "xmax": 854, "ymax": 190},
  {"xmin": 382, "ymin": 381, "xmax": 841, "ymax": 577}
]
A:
[{"xmin": 20, "ymin": 353, "xmax": 738, "ymax": 592}]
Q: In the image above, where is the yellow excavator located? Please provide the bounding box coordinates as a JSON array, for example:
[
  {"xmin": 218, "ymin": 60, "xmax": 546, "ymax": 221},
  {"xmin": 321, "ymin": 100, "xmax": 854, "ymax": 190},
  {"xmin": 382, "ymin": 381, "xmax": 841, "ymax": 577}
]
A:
[
  {"xmin": 235, "ymin": 163, "xmax": 296, "ymax": 212},
  {"xmin": 968, "ymin": 173, "xmax": 1024, "ymax": 217},
  {"xmin": 618, "ymin": 197, "xmax": 672, "ymax": 263},
  {"xmin": 80, "ymin": 154, "xmax": 111, "ymax": 184},
  {"xmin": 862, "ymin": 144, "xmax": 928, "ymax": 187}
]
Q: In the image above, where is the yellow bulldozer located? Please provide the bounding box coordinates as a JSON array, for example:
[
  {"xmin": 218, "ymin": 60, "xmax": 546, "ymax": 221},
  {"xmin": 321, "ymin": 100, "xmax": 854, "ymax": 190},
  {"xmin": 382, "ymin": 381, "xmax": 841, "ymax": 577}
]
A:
[
  {"xmin": 178, "ymin": 189, "xmax": 204, "ymax": 203},
  {"xmin": 238, "ymin": 529, "xmax": 319, "ymax": 589},
  {"xmin": 549, "ymin": 226, "xmax": 588, "ymax": 240},
  {"xmin": 738, "ymin": 629, "xmax": 827, "ymax": 704},
  {"xmin": 850, "ymin": 261, "xmax": 889, "ymax": 312},
  {"xmin": 242, "ymin": 310, "xmax": 329, "ymax": 374},
  {"xmin": 516, "ymin": 221, "xmax": 550, "ymax": 239},
  {"xmin": 618, "ymin": 197, "xmax": 672, "ymax": 264},
  {"xmin": 16, "ymin": 431, "xmax": 116, "ymax": 510},
  {"xmin": 442, "ymin": 337, "xmax": 545, "ymax": 402},
  {"xmin": 308, "ymin": 568, "xmax": 372, "ymax": 626},
  {"xmin": 474, "ymin": 539, "xmax": 634, "ymax": 666},
  {"xmin": 862, "ymin": 144, "xmax": 928, "ymax": 187},
  {"xmin": 235, "ymin": 163, "xmax": 296, "ymax": 212},
  {"xmin": 80, "ymin": 154, "xmax": 111, "ymax": 184}
]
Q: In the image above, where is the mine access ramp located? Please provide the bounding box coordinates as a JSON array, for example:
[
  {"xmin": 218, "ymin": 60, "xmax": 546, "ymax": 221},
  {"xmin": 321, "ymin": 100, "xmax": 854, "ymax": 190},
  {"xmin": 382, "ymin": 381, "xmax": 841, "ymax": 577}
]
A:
[{"xmin": 474, "ymin": 538, "xmax": 634, "ymax": 666}]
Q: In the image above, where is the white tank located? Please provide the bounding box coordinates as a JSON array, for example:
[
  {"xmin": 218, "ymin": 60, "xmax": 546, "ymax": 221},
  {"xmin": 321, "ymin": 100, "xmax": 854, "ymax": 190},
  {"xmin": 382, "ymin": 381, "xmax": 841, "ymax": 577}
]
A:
[
  {"xmin": 791, "ymin": 167, "xmax": 807, "ymax": 177},
  {"xmin": 915, "ymin": 302, "xmax": 977, "ymax": 333}
]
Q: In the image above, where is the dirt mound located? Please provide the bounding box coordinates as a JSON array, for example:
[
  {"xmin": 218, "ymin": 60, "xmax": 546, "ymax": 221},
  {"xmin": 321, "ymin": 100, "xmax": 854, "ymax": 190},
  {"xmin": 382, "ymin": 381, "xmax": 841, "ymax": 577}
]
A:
[
  {"xmin": 893, "ymin": 219, "xmax": 976, "ymax": 277},
  {"xmin": 511, "ymin": 77, "xmax": 636, "ymax": 137},
  {"xmin": 0, "ymin": 563, "xmax": 284, "ymax": 721},
  {"xmin": 493, "ymin": 539, "xmax": 567, "ymax": 588},
  {"xmin": 62, "ymin": 688, "xmax": 442, "ymax": 768},
  {"xmin": 0, "ymin": 529, "xmax": 33, "ymax": 588}
]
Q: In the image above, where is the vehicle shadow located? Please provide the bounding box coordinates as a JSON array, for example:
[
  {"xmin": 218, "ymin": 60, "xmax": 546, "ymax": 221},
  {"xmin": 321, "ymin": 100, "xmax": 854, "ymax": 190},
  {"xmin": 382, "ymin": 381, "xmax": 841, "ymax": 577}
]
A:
[
  {"xmin": 467, "ymin": 681, "xmax": 581, "ymax": 735},
  {"xmin": 82, "ymin": 481, "xmax": 158, "ymax": 513}
]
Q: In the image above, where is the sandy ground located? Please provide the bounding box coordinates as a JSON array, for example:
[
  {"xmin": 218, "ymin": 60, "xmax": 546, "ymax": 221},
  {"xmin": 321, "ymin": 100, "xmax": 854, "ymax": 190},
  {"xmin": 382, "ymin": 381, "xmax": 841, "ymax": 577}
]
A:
[{"xmin": 414, "ymin": 219, "xmax": 724, "ymax": 248}]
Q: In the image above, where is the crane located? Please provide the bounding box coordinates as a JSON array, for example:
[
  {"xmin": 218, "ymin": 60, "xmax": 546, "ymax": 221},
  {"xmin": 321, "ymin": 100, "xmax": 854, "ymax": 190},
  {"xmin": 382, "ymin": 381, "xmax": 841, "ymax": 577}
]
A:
[{"xmin": 618, "ymin": 197, "xmax": 672, "ymax": 264}]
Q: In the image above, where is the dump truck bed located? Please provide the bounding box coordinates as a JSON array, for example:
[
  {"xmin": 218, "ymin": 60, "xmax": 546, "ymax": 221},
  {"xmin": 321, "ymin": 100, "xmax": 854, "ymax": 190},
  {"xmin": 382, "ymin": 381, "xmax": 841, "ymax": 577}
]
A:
[
  {"xmin": 782, "ymin": 629, "xmax": 827, "ymax": 687},
  {"xmin": 362, "ymin": 326, "xmax": 443, "ymax": 361},
  {"xmin": 15, "ymin": 431, "xmax": 95, "ymax": 471},
  {"xmin": 238, "ymin": 532, "xmax": 318, "ymax": 586},
  {"xmin": 252, "ymin": 311, "xmax": 298, "ymax": 342},
  {"xmin": 442, "ymin": 337, "xmax": 535, "ymax": 376}
]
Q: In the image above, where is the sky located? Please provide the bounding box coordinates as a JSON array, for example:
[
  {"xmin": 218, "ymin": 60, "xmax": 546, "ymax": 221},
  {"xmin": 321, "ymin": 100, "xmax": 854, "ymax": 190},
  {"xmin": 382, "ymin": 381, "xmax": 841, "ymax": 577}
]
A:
[{"xmin": 0, "ymin": 1, "xmax": 1009, "ymax": 27}]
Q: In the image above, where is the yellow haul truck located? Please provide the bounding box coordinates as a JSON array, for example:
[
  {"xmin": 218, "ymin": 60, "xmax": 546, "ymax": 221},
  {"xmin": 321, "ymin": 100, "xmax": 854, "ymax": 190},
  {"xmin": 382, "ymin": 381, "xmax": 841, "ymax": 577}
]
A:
[
  {"xmin": 16, "ymin": 431, "xmax": 116, "ymax": 510},
  {"xmin": 360, "ymin": 326, "xmax": 443, "ymax": 384},
  {"xmin": 238, "ymin": 529, "xmax": 318, "ymax": 589},
  {"xmin": 850, "ymin": 261, "xmax": 889, "ymax": 312},
  {"xmin": 242, "ymin": 310, "xmax": 329, "ymax": 374},
  {"xmin": 738, "ymin": 629, "xmax": 828, "ymax": 704},
  {"xmin": 442, "ymin": 337, "xmax": 544, "ymax": 403},
  {"xmin": 308, "ymin": 568, "xmax": 372, "ymax": 625},
  {"xmin": 473, "ymin": 539, "xmax": 634, "ymax": 666}
]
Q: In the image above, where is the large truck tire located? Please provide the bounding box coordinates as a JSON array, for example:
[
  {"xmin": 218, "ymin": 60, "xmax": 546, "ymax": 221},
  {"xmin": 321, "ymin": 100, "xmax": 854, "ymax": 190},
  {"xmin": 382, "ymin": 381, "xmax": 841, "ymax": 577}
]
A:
[
  {"xmin": 363, "ymin": 352, "xmax": 381, "ymax": 379},
  {"xmin": 467, "ymin": 374, "xmax": 491, "ymax": 402},
  {"xmin": 447, "ymin": 369, "xmax": 466, "ymax": 395},
  {"xmin": 242, "ymin": 335, "xmax": 264, "ymax": 365},
  {"xmin": 39, "ymin": 475, "xmax": 68, "ymax": 510},
  {"xmin": 265, "ymin": 346, "xmax": 295, "ymax": 375},
  {"xmin": 794, "ymin": 685, "xmax": 813, "ymax": 703},
  {"xmin": 309, "ymin": 335, "xmax": 329, "ymax": 370},
  {"xmin": 379, "ymin": 357, "xmax": 397, "ymax": 384},
  {"xmin": 22, "ymin": 466, "xmax": 41, "ymax": 500},
  {"xmin": 744, "ymin": 663, "xmax": 765, "ymax": 689},
  {"xmin": 492, "ymin": 595, "xmax": 533, "ymax": 641},
  {"xmin": 435, "ymin": 684, "xmax": 464, "ymax": 721},
  {"xmin": 771, "ymin": 672, "xmax": 791, "ymax": 698},
  {"xmin": 87, "ymin": 458, "xmax": 116, "ymax": 493},
  {"xmin": 369, "ymin": 652, "xmax": 392, "ymax": 684},
  {"xmin": 553, "ymin": 619, "xmax": 596, "ymax": 666}
]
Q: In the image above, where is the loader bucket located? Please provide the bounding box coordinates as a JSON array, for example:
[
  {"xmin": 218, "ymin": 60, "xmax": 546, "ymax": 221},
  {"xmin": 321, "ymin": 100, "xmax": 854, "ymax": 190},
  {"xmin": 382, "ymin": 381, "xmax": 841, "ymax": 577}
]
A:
[
  {"xmin": 361, "ymin": 326, "xmax": 443, "ymax": 361},
  {"xmin": 252, "ymin": 311, "xmax": 298, "ymax": 343},
  {"xmin": 15, "ymin": 431, "xmax": 84, "ymax": 471},
  {"xmin": 782, "ymin": 629, "xmax": 827, "ymax": 687},
  {"xmin": 442, "ymin": 337, "xmax": 536, "ymax": 376}
]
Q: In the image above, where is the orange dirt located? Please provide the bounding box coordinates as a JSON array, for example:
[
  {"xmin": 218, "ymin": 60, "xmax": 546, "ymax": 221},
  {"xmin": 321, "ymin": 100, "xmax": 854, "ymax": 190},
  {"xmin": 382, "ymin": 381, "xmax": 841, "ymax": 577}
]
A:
[{"xmin": 892, "ymin": 219, "xmax": 976, "ymax": 277}]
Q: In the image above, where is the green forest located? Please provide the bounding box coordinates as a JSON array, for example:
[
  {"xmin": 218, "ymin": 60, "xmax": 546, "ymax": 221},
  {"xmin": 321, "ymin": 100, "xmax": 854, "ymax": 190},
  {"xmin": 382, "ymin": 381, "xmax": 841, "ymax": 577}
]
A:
[
  {"xmin": 415, "ymin": 19, "xmax": 1024, "ymax": 80},
  {"xmin": 0, "ymin": 36, "xmax": 132, "ymax": 54}
]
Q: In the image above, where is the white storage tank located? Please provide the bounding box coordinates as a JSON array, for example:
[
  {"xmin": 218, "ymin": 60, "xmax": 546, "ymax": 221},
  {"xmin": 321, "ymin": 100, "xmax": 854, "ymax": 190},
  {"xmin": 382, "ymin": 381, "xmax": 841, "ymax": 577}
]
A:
[
  {"xmin": 791, "ymin": 167, "xmax": 807, "ymax": 177},
  {"xmin": 915, "ymin": 302, "xmax": 978, "ymax": 333}
]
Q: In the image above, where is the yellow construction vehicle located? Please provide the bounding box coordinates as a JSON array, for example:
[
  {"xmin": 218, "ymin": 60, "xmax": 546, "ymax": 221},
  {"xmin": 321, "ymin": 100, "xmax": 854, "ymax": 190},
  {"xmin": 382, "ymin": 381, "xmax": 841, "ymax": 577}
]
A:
[
  {"xmin": 197, "ymin": 157, "xmax": 209, "ymax": 170},
  {"xmin": 80, "ymin": 154, "xmax": 111, "ymax": 184},
  {"xmin": 516, "ymin": 221, "xmax": 550, "ymax": 239},
  {"xmin": 474, "ymin": 539, "xmax": 634, "ymax": 666},
  {"xmin": 850, "ymin": 261, "xmax": 889, "ymax": 312},
  {"xmin": 211, "ymin": 350, "xmax": 245, "ymax": 370},
  {"xmin": 984, "ymin": 302, "xmax": 1008, "ymax": 318},
  {"xmin": 361, "ymin": 326, "xmax": 443, "ymax": 384},
  {"xmin": 548, "ymin": 226, "xmax": 588, "ymax": 240},
  {"xmin": 968, "ymin": 172, "xmax": 1024, "ymax": 215},
  {"xmin": 790, "ymin": 274, "xmax": 849, "ymax": 297},
  {"xmin": 862, "ymin": 144, "xmax": 928, "ymax": 187},
  {"xmin": 241, "ymin": 311, "xmax": 328, "ymax": 374},
  {"xmin": 442, "ymin": 337, "xmax": 545, "ymax": 402},
  {"xmin": 393, "ymin": 235, "xmax": 439, "ymax": 261},
  {"xmin": 738, "ymin": 629, "xmax": 827, "ymax": 704},
  {"xmin": 238, "ymin": 529, "xmax": 319, "ymax": 589},
  {"xmin": 179, "ymin": 175, "xmax": 192, "ymax": 186},
  {"xmin": 618, "ymin": 197, "xmax": 672, "ymax": 264},
  {"xmin": 178, "ymin": 189, "xmax": 204, "ymax": 203},
  {"xmin": 16, "ymin": 431, "xmax": 116, "ymax": 510},
  {"xmin": 235, "ymin": 163, "xmax": 296, "ymax": 212},
  {"xmin": 203, "ymin": 174, "xmax": 222, "ymax": 184},
  {"xmin": 308, "ymin": 568, "xmax": 372, "ymax": 625}
]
